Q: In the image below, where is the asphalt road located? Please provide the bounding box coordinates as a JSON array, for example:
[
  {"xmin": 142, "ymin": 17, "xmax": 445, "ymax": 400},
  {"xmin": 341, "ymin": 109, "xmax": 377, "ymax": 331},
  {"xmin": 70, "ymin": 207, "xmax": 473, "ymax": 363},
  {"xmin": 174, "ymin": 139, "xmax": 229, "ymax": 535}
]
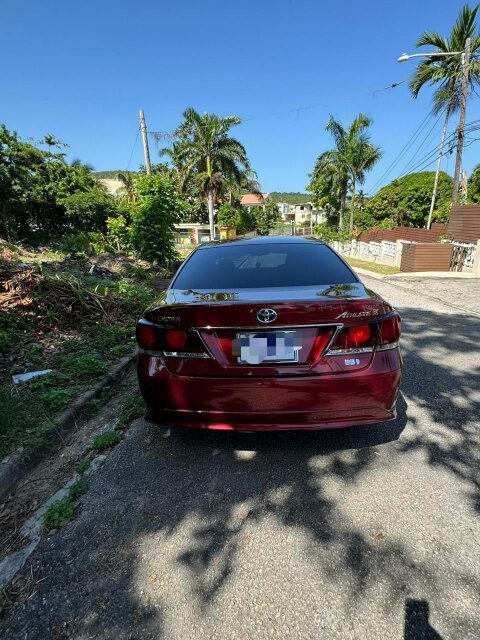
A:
[{"xmin": 1, "ymin": 276, "xmax": 479, "ymax": 640}]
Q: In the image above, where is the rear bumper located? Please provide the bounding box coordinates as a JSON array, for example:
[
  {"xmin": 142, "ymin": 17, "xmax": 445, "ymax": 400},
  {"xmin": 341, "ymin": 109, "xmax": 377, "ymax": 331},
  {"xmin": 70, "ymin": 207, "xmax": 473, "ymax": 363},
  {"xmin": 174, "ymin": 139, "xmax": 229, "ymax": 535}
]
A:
[{"xmin": 137, "ymin": 349, "xmax": 402, "ymax": 432}]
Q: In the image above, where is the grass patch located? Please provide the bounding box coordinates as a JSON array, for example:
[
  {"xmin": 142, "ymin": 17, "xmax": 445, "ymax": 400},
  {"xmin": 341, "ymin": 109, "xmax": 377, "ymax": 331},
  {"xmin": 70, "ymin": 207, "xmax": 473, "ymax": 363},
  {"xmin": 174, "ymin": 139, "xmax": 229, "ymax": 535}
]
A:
[
  {"xmin": 43, "ymin": 480, "xmax": 88, "ymax": 530},
  {"xmin": 39, "ymin": 389, "xmax": 73, "ymax": 409},
  {"xmin": 0, "ymin": 248, "xmax": 156, "ymax": 460},
  {"xmin": 117, "ymin": 394, "xmax": 145, "ymax": 429},
  {"xmin": 345, "ymin": 257, "xmax": 401, "ymax": 276},
  {"xmin": 63, "ymin": 353, "xmax": 107, "ymax": 377},
  {"xmin": 75, "ymin": 458, "xmax": 91, "ymax": 474},
  {"xmin": 92, "ymin": 431, "xmax": 120, "ymax": 451},
  {"xmin": 43, "ymin": 497, "xmax": 75, "ymax": 530},
  {"xmin": 69, "ymin": 479, "xmax": 88, "ymax": 499}
]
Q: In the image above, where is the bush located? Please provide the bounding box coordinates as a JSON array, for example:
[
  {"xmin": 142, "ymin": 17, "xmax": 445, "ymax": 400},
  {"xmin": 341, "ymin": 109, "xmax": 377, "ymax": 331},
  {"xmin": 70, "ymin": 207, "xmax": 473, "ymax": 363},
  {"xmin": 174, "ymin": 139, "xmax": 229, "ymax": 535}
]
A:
[
  {"xmin": 117, "ymin": 281, "xmax": 153, "ymax": 313},
  {"xmin": 106, "ymin": 214, "xmax": 132, "ymax": 252},
  {"xmin": 64, "ymin": 189, "xmax": 117, "ymax": 231},
  {"xmin": 217, "ymin": 203, "xmax": 255, "ymax": 234},
  {"xmin": 62, "ymin": 233, "xmax": 91, "ymax": 254},
  {"xmin": 130, "ymin": 175, "xmax": 182, "ymax": 264},
  {"xmin": 61, "ymin": 232, "xmax": 109, "ymax": 255},
  {"xmin": 253, "ymin": 200, "xmax": 281, "ymax": 236},
  {"xmin": 313, "ymin": 223, "xmax": 348, "ymax": 242}
]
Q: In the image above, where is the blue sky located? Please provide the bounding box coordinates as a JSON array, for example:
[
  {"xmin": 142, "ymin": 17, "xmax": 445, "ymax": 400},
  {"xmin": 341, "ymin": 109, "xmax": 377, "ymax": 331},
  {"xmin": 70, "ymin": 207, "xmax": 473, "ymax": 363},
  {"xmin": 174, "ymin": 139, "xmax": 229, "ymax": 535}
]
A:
[{"xmin": 2, "ymin": 0, "xmax": 478, "ymax": 194}]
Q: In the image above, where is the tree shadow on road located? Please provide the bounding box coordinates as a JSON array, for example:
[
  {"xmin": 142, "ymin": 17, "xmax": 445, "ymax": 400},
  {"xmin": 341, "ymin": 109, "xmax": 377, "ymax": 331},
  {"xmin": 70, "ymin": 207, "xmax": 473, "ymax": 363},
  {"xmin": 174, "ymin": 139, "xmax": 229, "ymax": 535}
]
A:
[
  {"xmin": 404, "ymin": 599, "xmax": 443, "ymax": 640},
  {"xmin": 1, "ymin": 307, "xmax": 479, "ymax": 639}
]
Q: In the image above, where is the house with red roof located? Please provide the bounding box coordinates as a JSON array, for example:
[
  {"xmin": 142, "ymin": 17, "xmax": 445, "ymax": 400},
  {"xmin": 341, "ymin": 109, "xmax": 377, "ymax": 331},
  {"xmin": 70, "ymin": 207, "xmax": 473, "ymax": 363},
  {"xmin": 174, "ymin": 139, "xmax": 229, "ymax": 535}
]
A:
[{"xmin": 240, "ymin": 193, "xmax": 270, "ymax": 210}]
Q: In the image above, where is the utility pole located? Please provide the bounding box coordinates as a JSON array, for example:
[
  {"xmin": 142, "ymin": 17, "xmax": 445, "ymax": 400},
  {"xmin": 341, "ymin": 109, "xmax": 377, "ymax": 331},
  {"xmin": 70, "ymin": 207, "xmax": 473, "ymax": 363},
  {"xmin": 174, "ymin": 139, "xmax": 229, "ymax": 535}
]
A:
[
  {"xmin": 139, "ymin": 109, "xmax": 152, "ymax": 176},
  {"xmin": 461, "ymin": 169, "xmax": 468, "ymax": 204},
  {"xmin": 451, "ymin": 37, "xmax": 471, "ymax": 206},
  {"xmin": 426, "ymin": 108, "xmax": 450, "ymax": 229}
]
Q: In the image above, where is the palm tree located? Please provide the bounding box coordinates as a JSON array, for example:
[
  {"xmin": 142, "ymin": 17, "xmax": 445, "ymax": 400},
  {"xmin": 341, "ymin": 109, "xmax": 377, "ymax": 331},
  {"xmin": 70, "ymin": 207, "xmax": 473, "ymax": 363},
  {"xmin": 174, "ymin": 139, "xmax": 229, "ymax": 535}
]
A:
[
  {"xmin": 222, "ymin": 167, "xmax": 261, "ymax": 205},
  {"xmin": 173, "ymin": 108, "xmax": 251, "ymax": 239},
  {"xmin": 310, "ymin": 150, "xmax": 349, "ymax": 229},
  {"xmin": 409, "ymin": 4, "xmax": 480, "ymax": 218},
  {"xmin": 70, "ymin": 158, "xmax": 95, "ymax": 171},
  {"xmin": 117, "ymin": 172, "xmax": 138, "ymax": 203},
  {"xmin": 158, "ymin": 141, "xmax": 192, "ymax": 194},
  {"xmin": 319, "ymin": 114, "xmax": 381, "ymax": 233}
]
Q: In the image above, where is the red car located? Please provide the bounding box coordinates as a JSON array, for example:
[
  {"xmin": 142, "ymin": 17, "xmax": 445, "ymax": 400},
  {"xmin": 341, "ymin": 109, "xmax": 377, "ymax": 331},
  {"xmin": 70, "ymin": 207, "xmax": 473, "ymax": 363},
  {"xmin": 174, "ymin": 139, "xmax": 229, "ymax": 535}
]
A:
[{"xmin": 137, "ymin": 237, "xmax": 402, "ymax": 431}]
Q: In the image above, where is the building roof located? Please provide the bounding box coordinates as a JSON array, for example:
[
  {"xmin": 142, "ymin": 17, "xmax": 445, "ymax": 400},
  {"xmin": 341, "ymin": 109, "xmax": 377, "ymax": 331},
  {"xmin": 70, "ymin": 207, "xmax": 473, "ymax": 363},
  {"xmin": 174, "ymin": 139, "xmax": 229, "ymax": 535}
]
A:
[{"xmin": 240, "ymin": 193, "xmax": 269, "ymax": 205}]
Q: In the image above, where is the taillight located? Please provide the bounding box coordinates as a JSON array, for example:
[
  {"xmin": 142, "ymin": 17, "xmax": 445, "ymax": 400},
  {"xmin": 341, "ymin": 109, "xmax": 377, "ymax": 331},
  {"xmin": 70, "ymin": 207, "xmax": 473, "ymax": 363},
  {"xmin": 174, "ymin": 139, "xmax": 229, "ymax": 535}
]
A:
[
  {"xmin": 136, "ymin": 320, "xmax": 210, "ymax": 359},
  {"xmin": 136, "ymin": 319, "xmax": 158, "ymax": 350},
  {"xmin": 327, "ymin": 313, "xmax": 401, "ymax": 355},
  {"xmin": 165, "ymin": 329, "xmax": 187, "ymax": 350},
  {"xmin": 309, "ymin": 327, "xmax": 336, "ymax": 362},
  {"xmin": 380, "ymin": 314, "xmax": 401, "ymax": 344},
  {"xmin": 331, "ymin": 323, "xmax": 378, "ymax": 352}
]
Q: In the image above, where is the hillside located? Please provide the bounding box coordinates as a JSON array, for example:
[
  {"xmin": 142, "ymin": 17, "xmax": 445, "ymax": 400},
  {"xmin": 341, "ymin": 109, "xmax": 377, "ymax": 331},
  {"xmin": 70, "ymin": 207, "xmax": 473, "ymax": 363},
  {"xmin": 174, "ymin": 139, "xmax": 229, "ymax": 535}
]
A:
[
  {"xmin": 93, "ymin": 170, "xmax": 134, "ymax": 179},
  {"xmin": 269, "ymin": 192, "xmax": 311, "ymax": 204}
]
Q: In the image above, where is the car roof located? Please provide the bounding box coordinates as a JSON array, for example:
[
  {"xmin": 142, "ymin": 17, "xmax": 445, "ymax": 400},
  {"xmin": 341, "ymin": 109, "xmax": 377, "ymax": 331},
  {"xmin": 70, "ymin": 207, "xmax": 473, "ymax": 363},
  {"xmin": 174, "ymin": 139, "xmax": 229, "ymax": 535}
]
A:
[{"xmin": 196, "ymin": 236, "xmax": 326, "ymax": 249}]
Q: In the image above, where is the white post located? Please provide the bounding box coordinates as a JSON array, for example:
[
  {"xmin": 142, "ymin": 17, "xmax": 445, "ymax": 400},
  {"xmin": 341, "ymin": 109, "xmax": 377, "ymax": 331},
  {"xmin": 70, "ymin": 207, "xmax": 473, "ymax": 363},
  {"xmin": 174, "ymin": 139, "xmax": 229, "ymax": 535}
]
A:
[
  {"xmin": 394, "ymin": 240, "xmax": 403, "ymax": 268},
  {"xmin": 472, "ymin": 239, "xmax": 480, "ymax": 277}
]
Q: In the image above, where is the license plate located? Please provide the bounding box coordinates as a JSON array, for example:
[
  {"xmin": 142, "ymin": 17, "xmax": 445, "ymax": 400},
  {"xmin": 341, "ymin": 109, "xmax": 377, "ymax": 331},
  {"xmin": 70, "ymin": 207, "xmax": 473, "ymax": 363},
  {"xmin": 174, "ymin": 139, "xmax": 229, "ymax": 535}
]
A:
[{"xmin": 233, "ymin": 331, "xmax": 302, "ymax": 364}]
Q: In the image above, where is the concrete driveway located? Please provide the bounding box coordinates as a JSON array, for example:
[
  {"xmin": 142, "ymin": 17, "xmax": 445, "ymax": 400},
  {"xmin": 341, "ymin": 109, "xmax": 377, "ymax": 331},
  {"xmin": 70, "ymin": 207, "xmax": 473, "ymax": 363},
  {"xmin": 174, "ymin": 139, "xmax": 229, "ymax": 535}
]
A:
[{"xmin": 1, "ymin": 277, "xmax": 479, "ymax": 640}]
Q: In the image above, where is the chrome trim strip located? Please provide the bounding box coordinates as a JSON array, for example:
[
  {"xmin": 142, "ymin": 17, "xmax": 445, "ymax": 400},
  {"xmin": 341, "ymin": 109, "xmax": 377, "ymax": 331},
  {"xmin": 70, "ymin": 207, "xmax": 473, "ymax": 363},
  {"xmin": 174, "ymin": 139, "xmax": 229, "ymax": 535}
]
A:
[
  {"xmin": 194, "ymin": 323, "xmax": 344, "ymax": 331},
  {"xmin": 163, "ymin": 351, "xmax": 211, "ymax": 359},
  {"xmin": 138, "ymin": 348, "xmax": 164, "ymax": 357},
  {"xmin": 326, "ymin": 347, "xmax": 375, "ymax": 356},
  {"xmin": 138, "ymin": 348, "xmax": 211, "ymax": 359},
  {"xmin": 326, "ymin": 342, "xmax": 399, "ymax": 356},
  {"xmin": 376, "ymin": 342, "xmax": 399, "ymax": 352},
  {"xmin": 191, "ymin": 328, "xmax": 216, "ymax": 360}
]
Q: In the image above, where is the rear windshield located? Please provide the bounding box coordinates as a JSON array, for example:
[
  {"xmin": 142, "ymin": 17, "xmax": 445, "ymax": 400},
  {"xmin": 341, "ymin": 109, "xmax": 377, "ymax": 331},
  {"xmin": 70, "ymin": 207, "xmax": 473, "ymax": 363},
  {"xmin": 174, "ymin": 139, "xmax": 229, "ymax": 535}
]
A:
[{"xmin": 172, "ymin": 243, "xmax": 357, "ymax": 289}]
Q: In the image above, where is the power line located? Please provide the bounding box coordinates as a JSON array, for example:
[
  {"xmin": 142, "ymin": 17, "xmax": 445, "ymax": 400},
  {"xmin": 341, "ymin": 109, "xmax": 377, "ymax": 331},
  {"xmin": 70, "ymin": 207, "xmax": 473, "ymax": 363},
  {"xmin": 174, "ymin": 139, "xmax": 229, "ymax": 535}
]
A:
[
  {"xmin": 126, "ymin": 127, "xmax": 140, "ymax": 171},
  {"xmin": 146, "ymin": 79, "xmax": 407, "ymax": 141},
  {"xmin": 400, "ymin": 118, "xmax": 480, "ymax": 176},
  {"xmin": 397, "ymin": 109, "xmax": 445, "ymax": 177},
  {"xmin": 369, "ymin": 110, "xmax": 435, "ymax": 192}
]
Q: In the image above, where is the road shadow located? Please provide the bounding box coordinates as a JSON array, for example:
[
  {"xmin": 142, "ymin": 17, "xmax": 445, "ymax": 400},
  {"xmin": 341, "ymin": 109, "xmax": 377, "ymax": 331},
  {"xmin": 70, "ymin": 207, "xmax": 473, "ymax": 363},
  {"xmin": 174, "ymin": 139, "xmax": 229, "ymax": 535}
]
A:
[
  {"xmin": 404, "ymin": 599, "xmax": 443, "ymax": 640},
  {"xmin": 1, "ymin": 306, "xmax": 479, "ymax": 639}
]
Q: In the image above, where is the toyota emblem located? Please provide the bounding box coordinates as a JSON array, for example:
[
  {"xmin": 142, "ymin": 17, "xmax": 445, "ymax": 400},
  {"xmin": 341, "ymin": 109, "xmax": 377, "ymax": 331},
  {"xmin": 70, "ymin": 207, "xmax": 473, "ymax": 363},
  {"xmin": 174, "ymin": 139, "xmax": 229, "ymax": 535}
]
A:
[{"xmin": 257, "ymin": 308, "xmax": 277, "ymax": 323}]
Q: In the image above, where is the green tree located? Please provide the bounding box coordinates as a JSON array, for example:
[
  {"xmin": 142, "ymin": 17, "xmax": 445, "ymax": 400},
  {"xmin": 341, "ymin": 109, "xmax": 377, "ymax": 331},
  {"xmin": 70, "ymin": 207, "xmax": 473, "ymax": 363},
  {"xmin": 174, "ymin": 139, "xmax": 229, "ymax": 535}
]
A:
[
  {"xmin": 217, "ymin": 203, "xmax": 255, "ymax": 234},
  {"xmin": 409, "ymin": 4, "xmax": 480, "ymax": 207},
  {"xmin": 130, "ymin": 174, "xmax": 182, "ymax": 263},
  {"xmin": 0, "ymin": 125, "xmax": 99, "ymax": 240},
  {"xmin": 64, "ymin": 189, "xmax": 116, "ymax": 231},
  {"xmin": 253, "ymin": 200, "xmax": 281, "ymax": 236},
  {"xmin": 308, "ymin": 114, "xmax": 381, "ymax": 233},
  {"xmin": 222, "ymin": 167, "xmax": 261, "ymax": 206},
  {"xmin": 117, "ymin": 172, "xmax": 138, "ymax": 203},
  {"xmin": 467, "ymin": 162, "xmax": 480, "ymax": 201},
  {"xmin": 165, "ymin": 108, "xmax": 251, "ymax": 239},
  {"xmin": 325, "ymin": 115, "xmax": 381, "ymax": 233},
  {"xmin": 307, "ymin": 151, "xmax": 344, "ymax": 227},
  {"xmin": 364, "ymin": 171, "xmax": 453, "ymax": 228}
]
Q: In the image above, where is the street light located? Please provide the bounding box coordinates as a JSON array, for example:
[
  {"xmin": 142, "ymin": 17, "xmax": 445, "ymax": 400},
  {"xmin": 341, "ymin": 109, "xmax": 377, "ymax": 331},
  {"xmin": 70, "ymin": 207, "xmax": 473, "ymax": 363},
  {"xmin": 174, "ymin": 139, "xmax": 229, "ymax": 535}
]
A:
[
  {"xmin": 398, "ymin": 41, "xmax": 471, "ymax": 221},
  {"xmin": 398, "ymin": 52, "xmax": 463, "ymax": 62}
]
